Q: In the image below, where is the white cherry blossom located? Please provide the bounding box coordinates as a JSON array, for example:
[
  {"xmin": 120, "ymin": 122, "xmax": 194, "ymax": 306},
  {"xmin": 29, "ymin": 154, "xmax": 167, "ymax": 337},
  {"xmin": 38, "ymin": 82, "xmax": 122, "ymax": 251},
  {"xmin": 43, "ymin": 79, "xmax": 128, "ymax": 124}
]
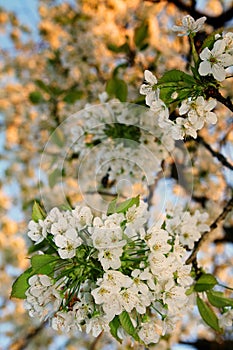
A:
[
  {"xmin": 98, "ymin": 247, "xmax": 123, "ymax": 270},
  {"xmin": 172, "ymin": 15, "xmax": 206, "ymax": 36},
  {"xmin": 198, "ymin": 39, "xmax": 233, "ymax": 81},
  {"xmin": 140, "ymin": 70, "xmax": 158, "ymax": 106},
  {"xmin": 27, "ymin": 220, "xmax": 46, "ymax": 244},
  {"xmin": 54, "ymin": 228, "xmax": 82, "ymax": 259},
  {"xmin": 138, "ymin": 319, "xmax": 163, "ymax": 344}
]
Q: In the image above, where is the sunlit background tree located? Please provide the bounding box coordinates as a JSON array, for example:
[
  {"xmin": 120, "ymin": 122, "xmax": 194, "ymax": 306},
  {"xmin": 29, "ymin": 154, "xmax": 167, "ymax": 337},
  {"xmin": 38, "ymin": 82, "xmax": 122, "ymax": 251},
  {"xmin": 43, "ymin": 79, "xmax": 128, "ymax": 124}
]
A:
[{"xmin": 1, "ymin": 0, "xmax": 233, "ymax": 349}]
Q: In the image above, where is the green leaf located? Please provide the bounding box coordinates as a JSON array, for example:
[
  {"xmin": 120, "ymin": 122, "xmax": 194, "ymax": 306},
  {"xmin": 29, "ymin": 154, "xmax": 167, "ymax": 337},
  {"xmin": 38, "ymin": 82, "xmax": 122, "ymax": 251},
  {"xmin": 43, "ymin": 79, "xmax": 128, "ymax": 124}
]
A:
[
  {"xmin": 119, "ymin": 311, "xmax": 139, "ymax": 341},
  {"xmin": 29, "ymin": 91, "xmax": 44, "ymax": 104},
  {"xmin": 35, "ymin": 79, "xmax": 51, "ymax": 94},
  {"xmin": 106, "ymin": 78, "xmax": 128, "ymax": 102},
  {"xmin": 201, "ymin": 31, "xmax": 221, "ymax": 51},
  {"xmin": 116, "ymin": 195, "xmax": 140, "ymax": 214},
  {"xmin": 197, "ymin": 296, "xmax": 221, "ymax": 331},
  {"xmin": 109, "ymin": 315, "xmax": 122, "ymax": 342},
  {"xmin": 104, "ymin": 123, "xmax": 141, "ymax": 144},
  {"xmin": 63, "ymin": 90, "xmax": 82, "ymax": 104},
  {"xmin": 49, "ymin": 168, "xmax": 62, "ymax": 188},
  {"xmin": 156, "ymin": 69, "xmax": 196, "ymax": 105},
  {"xmin": 134, "ymin": 21, "xmax": 148, "ymax": 49},
  {"xmin": 207, "ymin": 290, "xmax": 233, "ymax": 308},
  {"xmin": 11, "ymin": 267, "xmax": 33, "ymax": 299},
  {"xmin": 107, "ymin": 195, "xmax": 140, "ymax": 215},
  {"xmin": 31, "ymin": 254, "xmax": 59, "ymax": 275},
  {"xmin": 185, "ymin": 285, "xmax": 194, "ymax": 296},
  {"xmin": 107, "ymin": 197, "xmax": 118, "ymax": 215},
  {"xmin": 51, "ymin": 128, "xmax": 65, "ymax": 148},
  {"xmin": 32, "ymin": 201, "xmax": 46, "ymax": 222},
  {"xmin": 158, "ymin": 69, "xmax": 195, "ymax": 85},
  {"xmin": 107, "ymin": 42, "xmax": 130, "ymax": 54},
  {"xmin": 11, "ymin": 254, "xmax": 59, "ymax": 299},
  {"xmin": 194, "ymin": 273, "xmax": 218, "ymax": 292}
]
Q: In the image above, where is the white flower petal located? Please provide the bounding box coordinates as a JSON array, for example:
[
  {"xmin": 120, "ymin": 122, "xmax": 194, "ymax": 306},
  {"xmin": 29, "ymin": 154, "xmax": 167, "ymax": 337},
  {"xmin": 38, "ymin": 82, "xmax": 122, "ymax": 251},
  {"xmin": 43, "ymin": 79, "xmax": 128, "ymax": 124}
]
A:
[
  {"xmin": 144, "ymin": 70, "xmax": 157, "ymax": 85},
  {"xmin": 199, "ymin": 47, "xmax": 211, "ymax": 60},
  {"xmin": 198, "ymin": 60, "xmax": 211, "ymax": 76},
  {"xmin": 212, "ymin": 63, "xmax": 226, "ymax": 81}
]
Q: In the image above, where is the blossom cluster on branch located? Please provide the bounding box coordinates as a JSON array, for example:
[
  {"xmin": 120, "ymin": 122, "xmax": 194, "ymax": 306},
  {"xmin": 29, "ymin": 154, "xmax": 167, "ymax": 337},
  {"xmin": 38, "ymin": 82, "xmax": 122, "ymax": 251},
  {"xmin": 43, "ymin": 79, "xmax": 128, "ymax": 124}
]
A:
[{"xmin": 13, "ymin": 198, "xmax": 211, "ymax": 345}]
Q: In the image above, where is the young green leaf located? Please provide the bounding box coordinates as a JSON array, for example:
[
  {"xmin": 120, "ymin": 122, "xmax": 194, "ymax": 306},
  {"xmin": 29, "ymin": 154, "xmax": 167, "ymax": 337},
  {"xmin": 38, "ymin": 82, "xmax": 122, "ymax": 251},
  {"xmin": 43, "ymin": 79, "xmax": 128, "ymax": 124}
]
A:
[
  {"xmin": 158, "ymin": 69, "xmax": 195, "ymax": 85},
  {"xmin": 63, "ymin": 90, "xmax": 82, "ymax": 104},
  {"xmin": 156, "ymin": 70, "xmax": 196, "ymax": 105},
  {"xmin": 107, "ymin": 42, "xmax": 130, "ymax": 54},
  {"xmin": 31, "ymin": 254, "xmax": 59, "ymax": 275},
  {"xmin": 109, "ymin": 315, "xmax": 122, "ymax": 343},
  {"xmin": 11, "ymin": 267, "xmax": 34, "ymax": 299},
  {"xmin": 197, "ymin": 296, "xmax": 221, "ymax": 332},
  {"xmin": 207, "ymin": 290, "xmax": 233, "ymax": 308},
  {"xmin": 49, "ymin": 168, "xmax": 62, "ymax": 188},
  {"xmin": 106, "ymin": 78, "xmax": 128, "ymax": 102},
  {"xmin": 35, "ymin": 79, "xmax": 51, "ymax": 94},
  {"xmin": 115, "ymin": 195, "xmax": 140, "ymax": 214},
  {"xmin": 134, "ymin": 21, "xmax": 148, "ymax": 49},
  {"xmin": 29, "ymin": 91, "xmax": 44, "ymax": 104},
  {"xmin": 194, "ymin": 273, "xmax": 218, "ymax": 292},
  {"xmin": 119, "ymin": 311, "xmax": 140, "ymax": 341},
  {"xmin": 51, "ymin": 128, "xmax": 65, "ymax": 148},
  {"xmin": 107, "ymin": 196, "xmax": 140, "ymax": 215},
  {"xmin": 201, "ymin": 31, "xmax": 221, "ymax": 51},
  {"xmin": 107, "ymin": 197, "xmax": 118, "ymax": 215},
  {"xmin": 32, "ymin": 201, "xmax": 46, "ymax": 222}
]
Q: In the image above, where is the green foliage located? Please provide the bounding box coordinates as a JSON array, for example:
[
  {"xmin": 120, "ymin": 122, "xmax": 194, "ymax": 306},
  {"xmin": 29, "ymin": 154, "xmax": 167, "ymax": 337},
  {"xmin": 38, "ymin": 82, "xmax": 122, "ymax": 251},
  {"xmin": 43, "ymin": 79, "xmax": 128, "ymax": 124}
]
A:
[
  {"xmin": 35, "ymin": 79, "xmax": 51, "ymax": 94},
  {"xmin": 11, "ymin": 267, "xmax": 33, "ymax": 299},
  {"xmin": 50, "ymin": 128, "xmax": 65, "ymax": 148},
  {"xmin": 134, "ymin": 21, "xmax": 149, "ymax": 50},
  {"xmin": 107, "ymin": 195, "xmax": 140, "ymax": 215},
  {"xmin": 156, "ymin": 69, "xmax": 196, "ymax": 105},
  {"xmin": 11, "ymin": 255, "xmax": 59, "ymax": 299},
  {"xmin": 109, "ymin": 316, "xmax": 122, "ymax": 343},
  {"xmin": 32, "ymin": 201, "xmax": 46, "ymax": 222},
  {"xmin": 104, "ymin": 123, "xmax": 141, "ymax": 144},
  {"xmin": 201, "ymin": 31, "xmax": 221, "ymax": 51},
  {"xmin": 196, "ymin": 295, "xmax": 221, "ymax": 332},
  {"xmin": 194, "ymin": 273, "xmax": 218, "ymax": 292},
  {"xmin": 206, "ymin": 290, "xmax": 233, "ymax": 308},
  {"xmin": 63, "ymin": 90, "xmax": 83, "ymax": 104},
  {"xmin": 49, "ymin": 168, "xmax": 63, "ymax": 188},
  {"xmin": 29, "ymin": 91, "xmax": 44, "ymax": 104},
  {"xmin": 107, "ymin": 42, "xmax": 130, "ymax": 54},
  {"xmin": 119, "ymin": 311, "xmax": 140, "ymax": 341},
  {"xmin": 106, "ymin": 77, "xmax": 128, "ymax": 102}
]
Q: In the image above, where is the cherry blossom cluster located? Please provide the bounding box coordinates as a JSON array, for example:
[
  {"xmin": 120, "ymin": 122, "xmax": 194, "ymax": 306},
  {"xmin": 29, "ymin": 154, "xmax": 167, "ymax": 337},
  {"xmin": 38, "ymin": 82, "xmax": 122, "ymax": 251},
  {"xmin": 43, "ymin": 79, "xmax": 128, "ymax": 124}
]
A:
[
  {"xmin": 199, "ymin": 32, "xmax": 233, "ymax": 81},
  {"xmin": 66, "ymin": 100, "xmax": 175, "ymax": 187},
  {"xmin": 24, "ymin": 199, "xmax": 211, "ymax": 345},
  {"xmin": 140, "ymin": 15, "xmax": 233, "ymax": 139},
  {"xmin": 140, "ymin": 70, "xmax": 218, "ymax": 139}
]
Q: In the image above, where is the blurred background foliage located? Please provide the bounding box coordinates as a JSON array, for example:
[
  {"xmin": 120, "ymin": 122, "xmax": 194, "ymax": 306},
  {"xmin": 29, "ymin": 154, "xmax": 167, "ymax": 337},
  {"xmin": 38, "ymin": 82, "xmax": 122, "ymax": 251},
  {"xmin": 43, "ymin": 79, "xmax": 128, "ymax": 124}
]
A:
[{"xmin": 0, "ymin": 0, "xmax": 233, "ymax": 349}]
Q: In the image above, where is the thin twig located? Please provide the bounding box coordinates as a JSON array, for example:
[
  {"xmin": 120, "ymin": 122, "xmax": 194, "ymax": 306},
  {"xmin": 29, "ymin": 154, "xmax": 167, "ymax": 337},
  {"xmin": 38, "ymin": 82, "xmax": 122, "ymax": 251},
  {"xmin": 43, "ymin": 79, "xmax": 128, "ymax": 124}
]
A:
[
  {"xmin": 196, "ymin": 136, "xmax": 233, "ymax": 171},
  {"xmin": 186, "ymin": 196, "xmax": 233, "ymax": 265},
  {"xmin": 89, "ymin": 331, "xmax": 103, "ymax": 350},
  {"xmin": 205, "ymin": 88, "xmax": 233, "ymax": 113},
  {"xmin": 10, "ymin": 321, "xmax": 48, "ymax": 350}
]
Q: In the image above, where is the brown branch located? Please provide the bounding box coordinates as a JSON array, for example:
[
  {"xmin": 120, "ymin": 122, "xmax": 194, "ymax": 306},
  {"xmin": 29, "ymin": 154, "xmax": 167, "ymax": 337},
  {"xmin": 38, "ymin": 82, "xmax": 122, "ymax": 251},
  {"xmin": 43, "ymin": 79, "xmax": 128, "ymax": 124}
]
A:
[
  {"xmin": 89, "ymin": 331, "xmax": 103, "ymax": 350},
  {"xmin": 196, "ymin": 135, "xmax": 233, "ymax": 171},
  {"xmin": 205, "ymin": 87, "xmax": 233, "ymax": 113},
  {"xmin": 144, "ymin": 0, "xmax": 233, "ymax": 29},
  {"xmin": 186, "ymin": 196, "xmax": 233, "ymax": 265}
]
